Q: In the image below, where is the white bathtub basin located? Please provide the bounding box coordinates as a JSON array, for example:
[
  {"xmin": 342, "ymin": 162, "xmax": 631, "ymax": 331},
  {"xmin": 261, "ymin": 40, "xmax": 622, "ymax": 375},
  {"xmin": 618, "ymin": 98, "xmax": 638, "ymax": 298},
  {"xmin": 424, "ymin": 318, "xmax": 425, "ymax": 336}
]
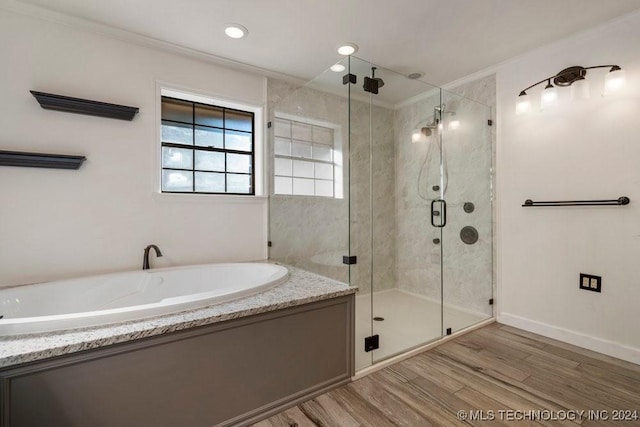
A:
[{"xmin": 0, "ymin": 263, "xmax": 288, "ymax": 336}]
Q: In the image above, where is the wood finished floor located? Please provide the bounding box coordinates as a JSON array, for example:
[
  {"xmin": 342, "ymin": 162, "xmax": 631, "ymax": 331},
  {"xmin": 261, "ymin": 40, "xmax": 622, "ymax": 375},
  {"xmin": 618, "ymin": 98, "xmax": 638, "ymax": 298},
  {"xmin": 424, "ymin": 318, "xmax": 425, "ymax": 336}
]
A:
[{"xmin": 252, "ymin": 323, "xmax": 640, "ymax": 427}]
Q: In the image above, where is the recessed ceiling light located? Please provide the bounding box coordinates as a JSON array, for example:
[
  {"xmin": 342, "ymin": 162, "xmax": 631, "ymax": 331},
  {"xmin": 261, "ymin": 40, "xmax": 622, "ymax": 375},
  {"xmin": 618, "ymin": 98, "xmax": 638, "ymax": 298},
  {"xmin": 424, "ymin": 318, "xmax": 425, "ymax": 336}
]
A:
[
  {"xmin": 330, "ymin": 63, "xmax": 346, "ymax": 72},
  {"xmin": 337, "ymin": 43, "xmax": 358, "ymax": 56},
  {"xmin": 224, "ymin": 24, "xmax": 248, "ymax": 39}
]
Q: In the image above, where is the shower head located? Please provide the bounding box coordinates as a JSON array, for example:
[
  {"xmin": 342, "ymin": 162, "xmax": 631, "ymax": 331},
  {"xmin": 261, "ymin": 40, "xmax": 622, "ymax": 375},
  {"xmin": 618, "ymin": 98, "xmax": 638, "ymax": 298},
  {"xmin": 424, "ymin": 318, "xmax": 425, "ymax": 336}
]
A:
[
  {"xmin": 411, "ymin": 124, "xmax": 437, "ymax": 142},
  {"xmin": 363, "ymin": 67, "xmax": 384, "ymax": 94},
  {"xmin": 420, "ymin": 125, "xmax": 436, "ymax": 136},
  {"xmin": 411, "ymin": 104, "xmax": 452, "ymax": 143}
]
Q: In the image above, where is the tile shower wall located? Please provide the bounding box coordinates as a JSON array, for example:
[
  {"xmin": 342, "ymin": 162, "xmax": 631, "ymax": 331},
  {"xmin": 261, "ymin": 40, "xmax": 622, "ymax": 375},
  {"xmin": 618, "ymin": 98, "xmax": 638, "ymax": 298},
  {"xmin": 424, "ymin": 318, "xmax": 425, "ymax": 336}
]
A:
[
  {"xmin": 268, "ymin": 74, "xmax": 495, "ymax": 312},
  {"xmin": 267, "ymin": 78, "xmax": 396, "ymax": 293},
  {"xmin": 394, "ymin": 76, "xmax": 495, "ymax": 316}
]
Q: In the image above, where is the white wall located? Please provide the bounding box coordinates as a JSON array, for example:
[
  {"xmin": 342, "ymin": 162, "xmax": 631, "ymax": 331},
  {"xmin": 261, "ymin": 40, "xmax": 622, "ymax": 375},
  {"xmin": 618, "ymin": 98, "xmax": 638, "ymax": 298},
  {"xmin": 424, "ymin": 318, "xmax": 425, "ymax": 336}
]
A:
[
  {"xmin": 497, "ymin": 10, "xmax": 640, "ymax": 363},
  {"xmin": 0, "ymin": 9, "xmax": 268, "ymax": 287}
]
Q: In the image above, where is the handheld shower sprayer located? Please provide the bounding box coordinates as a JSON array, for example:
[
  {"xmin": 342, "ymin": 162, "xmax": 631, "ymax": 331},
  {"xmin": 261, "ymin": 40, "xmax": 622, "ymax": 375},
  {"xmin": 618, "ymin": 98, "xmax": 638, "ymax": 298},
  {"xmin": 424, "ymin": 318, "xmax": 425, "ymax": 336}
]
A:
[{"xmin": 413, "ymin": 104, "xmax": 454, "ymax": 201}]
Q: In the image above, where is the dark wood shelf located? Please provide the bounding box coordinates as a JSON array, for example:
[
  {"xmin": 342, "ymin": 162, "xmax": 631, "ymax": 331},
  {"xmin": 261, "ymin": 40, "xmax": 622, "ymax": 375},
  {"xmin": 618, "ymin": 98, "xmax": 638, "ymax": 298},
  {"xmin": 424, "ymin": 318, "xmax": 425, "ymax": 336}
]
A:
[
  {"xmin": 0, "ymin": 150, "xmax": 86, "ymax": 170},
  {"xmin": 30, "ymin": 91, "xmax": 139, "ymax": 121}
]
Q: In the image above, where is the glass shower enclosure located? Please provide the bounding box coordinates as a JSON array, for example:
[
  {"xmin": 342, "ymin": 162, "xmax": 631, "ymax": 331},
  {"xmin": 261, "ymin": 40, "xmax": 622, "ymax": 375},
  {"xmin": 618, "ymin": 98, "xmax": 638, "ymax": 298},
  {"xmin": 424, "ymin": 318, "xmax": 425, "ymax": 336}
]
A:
[{"xmin": 268, "ymin": 56, "xmax": 494, "ymax": 372}]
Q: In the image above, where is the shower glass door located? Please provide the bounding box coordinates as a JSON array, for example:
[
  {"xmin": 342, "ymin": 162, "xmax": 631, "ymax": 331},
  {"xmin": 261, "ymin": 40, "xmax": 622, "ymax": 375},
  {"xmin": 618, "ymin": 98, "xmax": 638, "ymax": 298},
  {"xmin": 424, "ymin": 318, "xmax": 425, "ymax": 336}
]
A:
[
  {"xmin": 349, "ymin": 57, "xmax": 494, "ymax": 368},
  {"xmin": 346, "ymin": 57, "xmax": 446, "ymax": 368},
  {"xmin": 440, "ymin": 89, "xmax": 494, "ymax": 333},
  {"xmin": 274, "ymin": 55, "xmax": 496, "ymax": 372},
  {"xmin": 372, "ymin": 63, "xmax": 446, "ymax": 365}
]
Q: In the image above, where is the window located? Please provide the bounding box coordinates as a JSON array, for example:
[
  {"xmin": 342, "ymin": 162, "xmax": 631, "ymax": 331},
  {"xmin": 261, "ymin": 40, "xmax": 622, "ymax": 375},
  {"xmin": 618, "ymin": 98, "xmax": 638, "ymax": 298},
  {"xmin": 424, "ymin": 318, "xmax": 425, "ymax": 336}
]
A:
[
  {"xmin": 273, "ymin": 116, "xmax": 342, "ymax": 198},
  {"xmin": 161, "ymin": 96, "xmax": 255, "ymax": 194}
]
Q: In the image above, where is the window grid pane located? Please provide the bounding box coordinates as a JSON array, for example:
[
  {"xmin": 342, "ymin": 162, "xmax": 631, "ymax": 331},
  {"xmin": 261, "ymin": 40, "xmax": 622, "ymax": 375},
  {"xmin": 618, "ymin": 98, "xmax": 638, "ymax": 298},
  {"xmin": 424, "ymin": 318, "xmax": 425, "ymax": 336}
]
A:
[
  {"xmin": 273, "ymin": 117, "xmax": 335, "ymax": 198},
  {"xmin": 161, "ymin": 96, "xmax": 254, "ymax": 195}
]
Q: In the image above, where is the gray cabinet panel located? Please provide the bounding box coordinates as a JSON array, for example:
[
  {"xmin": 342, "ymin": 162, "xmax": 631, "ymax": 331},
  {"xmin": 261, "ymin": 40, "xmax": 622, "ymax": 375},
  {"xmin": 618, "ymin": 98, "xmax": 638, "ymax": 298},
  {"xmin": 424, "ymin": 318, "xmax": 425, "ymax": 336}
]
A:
[{"xmin": 0, "ymin": 296, "xmax": 354, "ymax": 427}]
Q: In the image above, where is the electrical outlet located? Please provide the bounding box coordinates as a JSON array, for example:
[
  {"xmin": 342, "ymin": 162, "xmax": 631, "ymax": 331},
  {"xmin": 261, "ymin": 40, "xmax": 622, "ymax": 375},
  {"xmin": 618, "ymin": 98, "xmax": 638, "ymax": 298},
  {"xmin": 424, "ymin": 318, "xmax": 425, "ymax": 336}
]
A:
[
  {"xmin": 579, "ymin": 273, "xmax": 601, "ymax": 293},
  {"xmin": 582, "ymin": 276, "xmax": 590, "ymax": 288}
]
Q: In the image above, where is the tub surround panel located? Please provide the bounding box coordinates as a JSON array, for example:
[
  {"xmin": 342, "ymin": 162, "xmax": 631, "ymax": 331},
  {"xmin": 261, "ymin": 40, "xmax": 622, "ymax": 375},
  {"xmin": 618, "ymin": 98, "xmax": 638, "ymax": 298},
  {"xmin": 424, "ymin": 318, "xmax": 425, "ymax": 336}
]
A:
[
  {"xmin": 0, "ymin": 295, "xmax": 354, "ymax": 427},
  {"xmin": 0, "ymin": 265, "xmax": 355, "ymax": 368}
]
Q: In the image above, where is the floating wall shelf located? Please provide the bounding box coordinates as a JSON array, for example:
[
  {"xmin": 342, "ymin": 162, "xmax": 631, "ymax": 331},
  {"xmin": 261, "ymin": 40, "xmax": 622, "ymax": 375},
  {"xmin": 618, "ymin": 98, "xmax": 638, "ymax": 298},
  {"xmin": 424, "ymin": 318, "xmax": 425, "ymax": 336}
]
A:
[
  {"xmin": 30, "ymin": 91, "xmax": 139, "ymax": 121},
  {"xmin": 0, "ymin": 150, "xmax": 86, "ymax": 170}
]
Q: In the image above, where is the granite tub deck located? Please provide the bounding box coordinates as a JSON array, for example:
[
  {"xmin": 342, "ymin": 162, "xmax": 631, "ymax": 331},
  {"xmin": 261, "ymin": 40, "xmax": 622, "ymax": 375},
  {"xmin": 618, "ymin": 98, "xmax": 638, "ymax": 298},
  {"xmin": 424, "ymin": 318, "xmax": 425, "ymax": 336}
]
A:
[{"xmin": 0, "ymin": 264, "xmax": 356, "ymax": 369}]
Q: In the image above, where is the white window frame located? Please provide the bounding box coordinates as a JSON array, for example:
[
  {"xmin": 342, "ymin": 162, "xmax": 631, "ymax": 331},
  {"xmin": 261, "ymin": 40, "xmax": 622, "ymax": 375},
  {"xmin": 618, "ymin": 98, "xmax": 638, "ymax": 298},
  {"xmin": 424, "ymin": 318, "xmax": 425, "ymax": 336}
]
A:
[{"xmin": 273, "ymin": 112, "xmax": 343, "ymax": 199}]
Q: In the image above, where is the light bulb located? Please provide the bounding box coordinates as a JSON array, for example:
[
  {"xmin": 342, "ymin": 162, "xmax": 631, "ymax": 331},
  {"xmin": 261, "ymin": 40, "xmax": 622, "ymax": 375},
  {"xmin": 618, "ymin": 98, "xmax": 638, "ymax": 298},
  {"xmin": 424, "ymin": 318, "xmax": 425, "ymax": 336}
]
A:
[
  {"xmin": 571, "ymin": 77, "xmax": 590, "ymax": 101},
  {"xmin": 337, "ymin": 43, "xmax": 358, "ymax": 56},
  {"xmin": 330, "ymin": 63, "xmax": 346, "ymax": 72},
  {"xmin": 224, "ymin": 24, "xmax": 248, "ymax": 39},
  {"xmin": 411, "ymin": 129, "xmax": 427, "ymax": 143},
  {"xmin": 540, "ymin": 81, "xmax": 558, "ymax": 110},
  {"xmin": 515, "ymin": 92, "xmax": 531, "ymax": 115},
  {"xmin": 604, "ymin": 67, "xmax": 626, "ymax": 95}
]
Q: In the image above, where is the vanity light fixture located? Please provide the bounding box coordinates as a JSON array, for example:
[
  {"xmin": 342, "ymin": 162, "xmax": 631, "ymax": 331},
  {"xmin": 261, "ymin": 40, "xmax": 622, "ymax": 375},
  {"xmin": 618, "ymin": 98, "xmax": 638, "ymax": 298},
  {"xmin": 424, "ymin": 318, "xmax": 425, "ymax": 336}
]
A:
[
  {"xmin": 337, "ymin": 43, "xmax": 358, "ymax": 56},
  {"xmin": 516, "ymin": 64, "xmax": 625, "ymax": 115},
  {"xmin": 604, "ymin": 66, "xmax": 626, "ymax": 94},
  {"xmin": 224, "ymin": 24, "xmax": 248, "ymax": 39},
  {"xmin": 540, "ymin": 79, "xmax": 558, "ymax": 110}
]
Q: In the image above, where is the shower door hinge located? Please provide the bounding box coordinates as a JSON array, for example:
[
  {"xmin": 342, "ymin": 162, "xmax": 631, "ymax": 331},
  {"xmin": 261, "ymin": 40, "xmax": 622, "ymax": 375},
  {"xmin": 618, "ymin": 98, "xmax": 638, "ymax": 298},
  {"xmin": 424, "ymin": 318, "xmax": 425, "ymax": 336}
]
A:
[
  {"xmin": 446, "ymin": 328, "xmax": 452, "ymax": 335},
  {"xmin": 267, "ymin": 121, "xmax": 272, "ymax": 128},
  {"xmin": 342, "ymin": 255, "xmax": 357, "ymax": 265},
  {"xmin": 343, "ymin": 73, "xmax": 357, "ymax": 85},
  {"xmin": 489, "ymin": 298, "xmax": 494, "ymax": 305},
  {"xmin": 364, "ymin": 335, "xmax": 379, "ymax": 352},
  {"xmin": 267, "ymin": 241, "xmax": 272, "ymax": 247},
  {"xmin": 487, "ymin": 119, "xmax": 493, "ymax": 126}
]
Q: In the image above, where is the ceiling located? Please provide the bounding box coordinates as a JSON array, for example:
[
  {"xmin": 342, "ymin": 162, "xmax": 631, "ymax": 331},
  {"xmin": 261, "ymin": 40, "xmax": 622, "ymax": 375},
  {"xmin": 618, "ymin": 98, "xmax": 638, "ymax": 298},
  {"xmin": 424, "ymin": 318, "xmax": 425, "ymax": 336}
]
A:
[{"xmin": 15, "ymin": 0, "xmax": 640, "ymax": 88}]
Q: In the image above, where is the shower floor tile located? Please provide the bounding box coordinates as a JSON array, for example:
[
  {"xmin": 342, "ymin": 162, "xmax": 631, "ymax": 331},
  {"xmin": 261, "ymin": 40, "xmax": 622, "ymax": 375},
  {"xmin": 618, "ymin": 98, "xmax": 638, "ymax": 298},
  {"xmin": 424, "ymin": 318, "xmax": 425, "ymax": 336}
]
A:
[{"xmin": 355, "ymin": 289, "xmax": 488, "ymax": 370}]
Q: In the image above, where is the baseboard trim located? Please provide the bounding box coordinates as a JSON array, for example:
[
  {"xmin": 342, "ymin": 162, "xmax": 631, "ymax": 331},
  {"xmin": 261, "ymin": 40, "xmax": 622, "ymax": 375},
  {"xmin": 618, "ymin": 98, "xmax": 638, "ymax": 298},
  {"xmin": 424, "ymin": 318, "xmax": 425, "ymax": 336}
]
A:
[
  {"xmin": 352, "ymin": 317, "xmax": 496, "ymax": 380},
  {"xmin": 498, "ymin": 313, "xmax": 640, "ymax": 365}
]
